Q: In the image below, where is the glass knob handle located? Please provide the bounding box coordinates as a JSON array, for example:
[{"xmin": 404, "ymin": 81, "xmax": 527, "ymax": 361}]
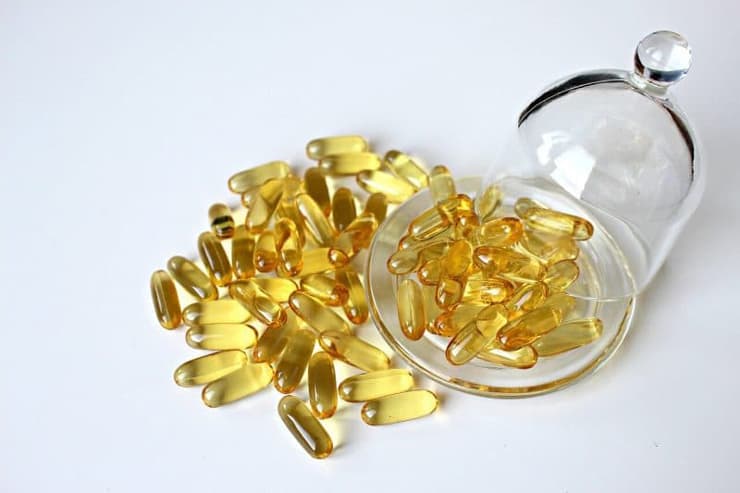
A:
[{"xmin": 633, "ymin": 30, "xmax": 692, "ymax": 87}]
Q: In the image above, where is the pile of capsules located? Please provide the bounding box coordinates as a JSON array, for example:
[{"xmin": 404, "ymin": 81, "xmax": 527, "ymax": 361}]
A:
[
  {"xmin": 388, "ymin": 174, "xmax": 604, "ymax": 368},
  {"xmin": 150, "ymin": 136, "xmax": 440, "ymax": 459}
]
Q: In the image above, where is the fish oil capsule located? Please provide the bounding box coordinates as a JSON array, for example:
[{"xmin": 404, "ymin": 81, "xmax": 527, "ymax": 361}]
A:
[
  {"xmin": 248, "ymin": 277, "xmax": 297, "ymax": 303},
  {"xmin": 318, "ymin": 330, "xmax": 390, "ymax": 372},
  {"xmin": 308, "ymin": 352, "xmax": 337, "ymax": 419},
  {"xmin": 295, "ymin": 247, "xmax": 349, "ymax": 277},
  {"xmin": 231, "ymin": 225, "xmax": 256, "ymax": 279},
  {"xmin": 319, "ymin": 152, "xmax": 382, "ymax": 176},
  {"xmin": 276, "ymin": 196, "xmax": 307, "ymax": 245},
  {"xmin": 454, "ymin": 210, "xmax": 480, "ymax": 239},
  {"xmin": 429, "ymin": 165, "xmax": 456, "ymax": 203},
  {"xmin": 532, "ymin": 318, "xmax": 603, "ymax": 356},
  {"xmin": 278, "ymin": 395, "xmax": 333, "ymax": 459},
  {"xmin": 208, "ymin": 203, "xmax": 235, "ymax": 239},
  {"xmin": 473, "ymin": 245, "xmax": 543, "ymax": 283},
  {"xmin": 505, "ymin": 282, "xmax": 548, "ymax": 319},
  {"xmin": 303, "ymin": 167, "xmax": 332, "ymax": 216},
  {"xmin": 334, "ymin": 213, "xmax": 378, "ymax": 258},
  {"xmin": 519, "ymin": 206, "xmax": 594, "ymax": 241},
  {"xmin": 471, "ymin": 217, "xmax": 523, "ymax": 247},
  {"xmin": 498, "ymin": 306, "xmax": 560, "ymax": 350},
  {"xmin": 167, "ymin": 255, "xmax": 218, "ymax": 301},
  {"xmin": 436, "ymin": 278, "xmax": 464, "ymax": 308},
  {"xmin": 182, "ymin": 299, "xmax": 251, "ymax": 326},
  {"xmin": 516, "ymin": 228, "xmax": 580, "ymax": 264},
  {"xmin": 408, "ymin": 205, "xmax": 452, "ymax": 239},
  {"xmin": 543, "ymin": 259, "xmax": 579, "ymax": 292},
  {"xmin": 331, "ymin": 187, "xmax": 357, "ymax": 232},
  {"xmin": 254, "ymin": 230, "xmax": 278, "ymax": 272},
  {"xmin": 475, "ymin": 185, "xmax": 502, "ymax": 220},
  {"xmin": 361, "ymin": 389, "xmax": 438, "ymax": 426},
  {"xmin": 245, "ymin": 178, "xmax": 284, "ymax": 233},
  {"xmin": 185, "ymin": 323, "xmax": 258, "ymax": 350},
  {"xmin": 202, "ymin": 361, "xmax": 273, "ymax": 407},
  {"xmin": 363, "ymin": 192, "xmax": 388, "ymax": 223},
  {"xmin": 229, "ymin": 280, "xmax": 287, "ymax": 327},
  {"xmin": 418, "ymin": 259, "xmax": 442, "ymax": 286},
  {"xmin": 539, "ymin": 292, "xmax": 577, "ymax": 321},
  {"xmin": 306, "ymin": 135, "xmax": 368, "ymax": 160},
  {"xmin": 274, "ymin": 328, "xmax": 316, "ymax": 393},
  {"xmin": 430, "ymin": 302, "xmax": 486, "ymax": 336},
  {"xmin": 513, "ymin": 197, "xmax": 542, "ymax": 217},
  {"xmin": 338, "ymin": 369, "xmax": 414, "ymax": 402},
  {"xmin": 397, "ymin": 279, "xmax": 426, "ymax": 340},
  {"xmin": 296, "ymin": 193, "xmax": 336, "ymax": 246},
  {"xmin": 227, "ymin": 160, "xmax": 290, "ymax": 194},
  {"xmin": 446, "ymin": 304, "xmax": 509, "ymax": 365},
  {"xmin": 252, "ymin": 311, "xmax": 300, "ymax": 363},
  {"xmin": 300, "ymin": 274, "xmax": 349, "ymax": 307},
  {"xmin": 275, "ymin": 218, "xmax": 303, "ymax": 276},
  {"xmin": 441, "ymin": 239, "xmax": 473, "ymax": 278},
  {"xmin": 289, "ymin": 291, "xmax": 351, "ymax": 334},
  {"xmin": 197, "ymin": 231, "xmax": 233, "ymax": 286},
  {"xmin": 384, "ymin": 150, "xmax": 429, "ymax": 189},
  {"xmin": 478, "ymin": 344, "xmax": 538, "ymax": 369},
  {"xmin": 387, "ymin": 248, "xmax": 422, "ymax": 275},
  {"xmin": 421, "ymin": 284, "xmax": 443, "ymax": 328},
  {"xmin": 462, "ymin": 277, "xmax": 514, "ymax": 303},
  {"xmin": 150, "ymin": 270, "xmax": 182, "ymax": 329},
  {"xmin": 173, "ymin": 350, "xmax": 247, "ymax": 387},
  {"xmin": 356, "ymin": 170, "xmax": 417, "ymax": 203},
  {"xmin": 335, "ymin": 269, "xmax": 368, "ymax": 324}
]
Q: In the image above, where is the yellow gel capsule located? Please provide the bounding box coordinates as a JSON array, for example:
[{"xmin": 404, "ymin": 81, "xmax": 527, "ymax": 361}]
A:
[
  {"xmin": 208, "ymin": 203, "xmax": 235, "ymax": 239},
  {"xmin": 363, "ymin": 192, "xmax": 388, "ymax": 223},
  {"xmin": 289, "ymin": 291, "xmax": 351, "ymax": 334},
  {"xmin": 473, "ymin": 245, "xmax": 543, "ymax": 283},
  {"xmin": 167, "ymin": 255, "xmax": 218, "ymax": 301},
  {"xmin": 513, "ymin": 197, "xmax": 543, "ymax": 217},
  {"xmin": 471, "ymin": 217, "xmax": 523, "ymax": 247},
  {"xmin": 544, "ymin": 259, "xmax": 579, "ymax": 292},
  {"xmin": 532, "ymin": 318, "xmax": 603, "ymax": 356},
  {"xmin": 429, "ymin": 302, "xmax": 486, "ymax": 336},
  {"xmin": 408, "ymin": 205, "xmax": 452, "ymax": 239},
  {"xmin": 318, "ymin": 330, "xmax": 390, "ymax": 372},
  {"xmin": 227, "ymin": 160, "xmax": 290, "ymax": 194},
  {"xmin": 397, "ymin": 279, "xmax": 426, "ymax": 340},
  {"xmin": 185, "ymin": 323, "xmax": 258, "ymax": 350},
  {"xmin": 275, "ymin": 218, "xmax": 304, "ymax": 276},
  {"xmin": 303, "ymin": 167, "xmax": 332, "ymax": 216},
  {"xmin": 295, "ymin": 247, "xmax": 349, "ymax": 277},
  {"xmin": 462, "ymin": 277, "xmax": 514, "ymax": 303},
  {"xmin": 274, "ymin": 328, "xmax": 316, "ymax": 393},
  {"xmin": 231, "ymin": 225, "xmax": 256, "ymax": 280},
  {"xmin": 248, "ymin": 277, "xmax": 297, "ymax": 303},
  {"xmin": 331, "ymin": 187, "xmax": 357, "ymax": 232},
  {"xmin": 478, "ymin": 344, "xmax": 538, "ymax": 369},
  {"xmin": 361, "ymin": 389, "xmax": 438, "ymax": 426},
  {"xmin": 229, "ymin": 280, "xmax": 286, "ymax": 327},
  {"xmin": 197, "ymin": 231, "xmax": 233, "ymax": 286},
  {"xmin": 245, "ymin": 178, "xmax": 283, "ymax": 233},
  {"xmin": 475, "ymin": 185, "xmax": 503, "ymax": 220},
  {"xmin": 356, "ymin": 170, "xmax": 417, "ymax": 203},
  {"xmin": 150, "ymin": 270, "xmax": 182, "ymax": 329},
  {"xmin": 516, "ymin": 228, "xmax": 580, "ymax": 264},
  {"xmin": 276, "ymin": 196, "xmax": 307, "ymax": 245},
  {"xmin": 338, "ymin": 369, "xmax": 414, "ymax": 402},
  {"xmin": 278, "ymin": 395, "xmax": 333, "ymax": 459},
  {"xmin": 335, "ymin": 213, "xmax": 378, "ymax": 258},
  {"xmin": 417, "ymin": 259, "xmax": 442, "ymax": 286},
  {"xmin": 335, "ymin": 269, "xmax": 368, "ymax": 325},
  {"xmin": 173, "ymin": 350, "xmax": 247, "ymax": 387},
  {"xmin": 519, "ymin": 206, "xmax": 594, "ymax": 241},
  {"xmin": 300, "ymin": 274, "xmax": 349, "ymax": 307},
  {"xmin": 308, "ymin": 352, "xmax": 337, "ymax": 419},
  {"xmin": 445, "ymin": 304, "xmax": 509, "ymax": 365},
  {"xmin": 254, "ymin": 230, "xmax": 278, "ymax": 272},
  {"xmin": 252, "ymin": 311, "xmax": 300, "ymax": 363},
  {"xmin": 202, "ymin": 361, "xmax": 273, "ymax": 407},
  {"xmin": 429, "ymin": 165, "xmax": 456, "ymax": 203},
  {"xmin": 387, "ymin": 248, "xmax": 421, "ymax": 275},
  {"xmin": 505, "ymin": 282, "xmax": 548, "ymax": 319},
  {"xmin": 182, "ymin": 299, "xmax": 251, "ymax": 326},
  {"xmin": 498, "ymin": 306, "xmax": 560, "ymax": 350},
  {"xmin": 306, "ymin": 135, "xmax": 368, "ymax": 160},
  {"xmin": 296, "ymin": 193, "xmax": 336, "ymax": 246},
  {"xmin": 384, "ymin": 150, "xmax": 429, "ymax": 189},
  {"xmin": 319, "ymin": 152, "xmax": 381, "ymax": 176},
  {"xmin": 539, "ymin": 292, "xmax": 577, "ymax": 321},
  {"xmin": 436, "ymin": 278, "xmax": 464, "ymax": 308},
  {"xmin": 441, "ymin": 239, "xmax": 473, "ymax": 278}
]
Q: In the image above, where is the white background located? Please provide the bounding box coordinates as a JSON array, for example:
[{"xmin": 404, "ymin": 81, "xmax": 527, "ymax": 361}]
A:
[{"xmin": 2, "ymin": 1, "xmax": 739, "ymax": 492}]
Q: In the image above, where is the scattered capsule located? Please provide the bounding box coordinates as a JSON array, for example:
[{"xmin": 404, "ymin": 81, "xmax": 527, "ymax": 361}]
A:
[
  {"xmin": 182, "ymin": 299, "xmax": 251, "ymax": 326},
  {"xmin": 475, "ymin": 185, "xmax": 503, "ymax": 220},
  {"xmin": 335, "ymin": 269, "xmax": 368, "ymax": 324},
  {"xmin": 197, "ymin": 231, "xmax": 233, "ymax": 286},
  {"xmin": 544, "ymin": 259, "xmax": 579, "ymax": 292},
  {"xmin": 516, "ymin": 228, "xmax": 580, "ymax": 264},
  {"xmin": 462, "ymin": 276, "xmax": 514, "ymax": 303},
  {"xmin": 308, "ymin": 352, "xmax": 337, "ymax": 419},
  {"xmin": 202, "ymin": 361, "xmax": 273, "ymax": 407},
  {"xmin": 275, "ymin": 218, "xmax": 303, "ymax": 276},
  {"xmin": 231, "ymin": 225, "xmax": 256, "ymax": 279},
  {"xmin": 473, "ymin": 245, "xmax": 543, "ymax": 283},
  {"xmin": 150, "ymin": 270, "xmax": 182, "ymax": 329},
  {"xmin": 356, "ymin": 170, "xmax": 417, "ymax": 203},
  {"xmin": 498, "ymin": 306, "xmax": 560, "ymax": 350},
  {"xmin": 300, "ymin": 274, "xmax": 349, "ymax": 307},
  {"xmin": 295, "ymin": 247, "xmax": 349, "ymax": 277},
  {"xmin": 478, "ymin": 344, "xmax": 538, "ymax": 369},
  {"xmin": 435, "ymin": 278, "xmax": 464, "ymax": 308},
  {"xmin": 229, "ymin": 280, "xmax": 287, "ymax": 326},
  {"xmin": 384, "ymin": 150, "xmax": 429, "ymax": 189},
  {"xmin": 227, "ymin": 160, "xmax": 290, "ymax": 194},
  {"xmin": 518, "ymin": 205, "xmax": 594, "ymax": 241},
  {"xmin": 335, "ymin": 213, "xmax": 378, "ymax": 258},
  {"xmin": 429, "ymin": 165, "xmax": 456, "ymax": 203},
  {"xmin": 296, "ymin": 193, "xmax": 336, "ymax": 246},
  {"xmin": 471, "ymin": 217, "xmax": 523, "ymax": 247},
  {"xmin": 513, "ymin": 197, "xmax": 543, "ymax": 218},
  {"xmin": 417, "ymin": 259, "xmax": 442, "ymax": 286},
  {"xmin": 397, "ymin": 279, "xmax": 426, "ymax": 340},
  {"xmin": 167, "ymin": 255, "xmax": 218, "ymax": 301},
  {"xmin": 539, "ymin": 292, "xmax": 577, "ymax": 321},
  {"xmin": 421, "ymin": 284, "xmax": 443, "ymax": 328},
  {"xmin": 441, "ymin": 239, "xmax": 473, "ymax": 278},
  {"xmin": 254, "ymin": 230, "xmax": 278, "ymax": 272},
  {"xmin": 252, "ymin": 311, "xmax": 300, "ymax": 363},
  {"xmin": 245, "ymin": 178, "xmax": 284, "ymax": 233},
  {"xmin": 274, "ymin": 328, "xmax": 316, "ymax": 393},
  {"xmin": 429, "ymin": 302, "xmax": 486, "ymax": 336},
  {"xmin": 303, "ymin": 168, "xmax": 332, "ymax": 216},
  {"xmin": 505, "ymin": 282, "xmax": 549, "ymax": 319},
  {"xmin": 173, "ymin": 350, "xmax": 247, "ymax": 387},
  {"xmin": 362, "ymin": 192, "xmax": 388, "ymax": 223},
  {"xmin": 446, "ymin": 304, "xmax": 509, "ymax": 365},
  {"xmin": 185, "ymin": 323, "xmax": 258, "ymax": 350},
  {"xmin": 278, "ymin": 395, "xmax": 333, "ymax": 459},
  {"xmin": 247, "ymin": 277, "xmax": 297, "ymax": 303},
  {"xmin": 408, "ymin": 206, "xmax": 452, "ymax": 239},
  {"xmin": 306, "ymin": 135, "xmax": 368, "ymax": 160},
  {"xmin": 387, "ymin": 248, "xmax": 422, "ymax": 275},
  {"xmin": 532, "ymin": 318, "xmax": 603, "ymax": 356},
  {"xmin": 319, "ymin": 152, "xmax": 381, "ymax": 176},
  {"xmin": 338, "ymin": 369, "xmax": 414, "ymax": 402},
  {"xmin": 276, "ymin": 195, "xmax": 307, "ymax": 245},
  {"xmin": 289, "ymin": 291, "xmax": 351, "ymax": 334},
  {"xmin": 319, "ymin": 330, "xmax": 390, "ymax": 372},
  {"xmin": 331, "ymin": 187, "xmax": 357, "ymax": 232},
  {"xmin": 361, "ymin": 389, "xmax": 438, "ymax": 426},
  {"xmin": 208, "ymin": 203, "xmax": 235, "ymax": 239}
]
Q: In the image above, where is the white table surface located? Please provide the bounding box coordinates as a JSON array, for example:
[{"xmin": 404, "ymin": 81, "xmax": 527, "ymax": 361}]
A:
[{"xmin": 2, "ymin": 1, "xmax": 739, "ymax": 491}]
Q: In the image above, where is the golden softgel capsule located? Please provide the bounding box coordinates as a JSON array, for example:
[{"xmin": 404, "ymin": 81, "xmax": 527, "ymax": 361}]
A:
[
  {"xmin": 252, "ymin": 311, "xmax": 300, "ymax": 363},
  {"xmin": 417, "ymin": 259, "xmax": 442, "ymax": 286},
  {"xmin": 384, "ymin": 150, "xmax": 429, "ymax": 189},
  {"xmin": 306, "ymin": 135, "xmax": 368, "ymax": 160},
  {"xmin": 185, "ymin": 324, "xmax": 258, "ymax": 350},
  {"xmin": 208, "ymin": 203, "xmax": 235, "ymax": 238},
  {"xmin": 335, "ymin": 213, "xmax": 378, "ymax": 258},
  {"xmin": 231, "ymin": 225, "xmax": 256, "ymax": 279},
  {"xmin": 478, "ymin": 344, "xmax": 538, "ymax": 369},
  {"xmin": 517, "ymin": 228, "xmax": 579, "ymax": 264},
  {"xmin": 227, "ymin": 160, "xmax": 290, "ymax": 194},
  {"xmin": 533, "ymin": 318, "xmax": 603, "ymax": 356},
  {"xmin": 248, "ymin": 277, "xmax": 297, "ymax": 303},
  {"xmin": 441, "ymin": 239, "xmax": 473, "ymax": 278},
  {"xmin": 245, "ymin": 178, "xmax": 284, "ymax": 233},
  {"xmin": 429, "ymin": 302, "xmax": 486, "ymax": 336},
  {"xmin": 167, "ymin": 255, "xmax": 217, "ymax": 301},
  {"xmin": 182, "ymin": 299, "xmax": 251, "ymax": 326},
  {"xmin": 296, "ymin": 193, "xmax": 336, "ymax": 246},
  {"xmin": 229, "ymin": 281, "xmax": 286, "ymax": 327},
  {"xmin": 335, "ymin": 269, "xmax": 368, "ymax": 324},
  {"xmin": 505, "ymin": 281, "xmax": 548, "ymax": 319},
  {"xmin": 387, "ymin": 248, "xmax": 422, "ymax": 275},
  {"xmin": 300, "ymin": 274, "xmax": 349, "ymax": 307},
  {"xmin": 356, "ymin": 170, "xmax": 417, "ymax": 203},
  {"xmin": 173, "ymin": 350, "xmax": 247, "ymax": 387},
  {"xmin": 278, "ymin": 395, "xmax": 333, "ymax": 459},
  {"xmin": 435, "ymin": 278, "xmax": 464, "ymax": 308},
  {"xmin": 319, "ymin": 152, "xmax": 381, "ymax": 176},
  {"xmin": 197, "ymin": 231, "xmax": 233, "ymax": 286},
  {"xmin": 462, "ymin": 276, "xmax": 513, "ymax": 303},
  {"xmin": 274, "ymin": 328, "xmax": 316, "ymax": 393},
  {"xmin": 473, "ymin": 245, "xmax": 543, "ymax": 283},
  {"xmin": 475, "ymin": 185, "xmax": 502, "ymax": 220},
  {"xmin": 202, "ymin": 361, "xmax": 273, "ymax": 407},
  {"xmin": 517, "ymin": 202, "xmax": 594, "ymax": 241},
  {"xmin": 543, "ymin": 259, "xmax": 579, "ymax": 292},
  {"xmin": 308, "ymin": 352, "xmax": 337, "ymax": 419},
  {"xmin": 360, "ymin": 389, "xmax": 438, "ymax": 426},
  {"xmin": 296, "ymin": 247, "xmax": 349, "ymax": 277},
  {"xmin": 498, "ymin": 306, "xmax": 560, "ymax": 350},
  {"xmin": 318, "ymin": 330, "xmax": 390, "ymax": 372},
  {"xmin": 288, "ymin": 291, "xmax": 351, "ymax": 334},
  {"xmin": 275, "ymin": 218, "xmax": 303, "ymax": 276},
  {"xmin": 254, "ymin": 230, "xmax": 278, "ymax": 272},
  {"xmin": 429, "ymin": 165, "xmax": 456, "ymax": 203},
  {"xmin": 363, "ymin": 192, "xmax": 388, "ymax": 223},
  {"xmin": 150, "ymin": 270, "xmax": 181, "ymax": 329},
  {"xmin": 331, "ymin": 187, "xmax": 357, "ymax": 232},
  {"xmin": 338, "ymin": 369, "xmax": 414, "ymax": 402},
  {"xmin": 445, "ymin": 304, "xmax": 509, "ymax": 365},
  {"xmin": 471, "ymin": 217, "xmax": 523, "ymax": 247},
  {"xmin": 303, "ymin": 167, "xmax": 331, "ymax": 216},
  {"xmin": 397, "ymin": 278, "xmax": 426, "ymax": 340}
]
